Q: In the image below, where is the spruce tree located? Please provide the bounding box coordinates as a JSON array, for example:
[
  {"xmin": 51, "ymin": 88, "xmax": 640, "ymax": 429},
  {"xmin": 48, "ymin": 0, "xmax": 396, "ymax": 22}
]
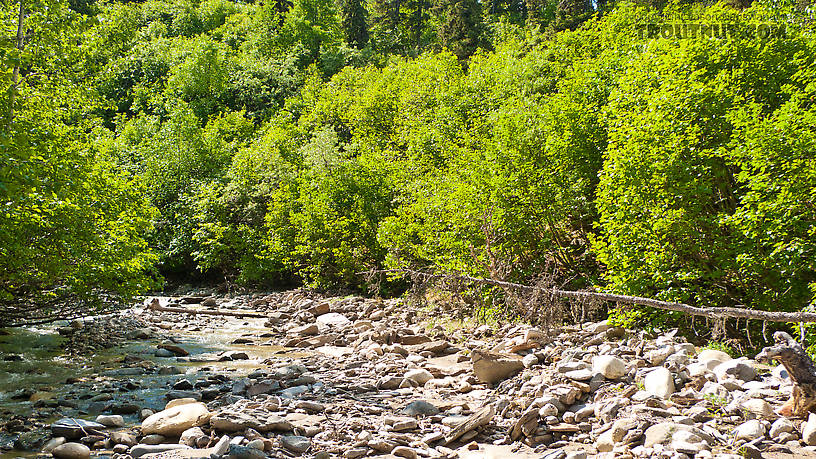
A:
[
  {"xmin": 433, "ymin": 0, "xmax": 484, "ymax": 60},
  {"xmin": 337, "ymin": 0, "xmax": 370, "ymax": 48}
]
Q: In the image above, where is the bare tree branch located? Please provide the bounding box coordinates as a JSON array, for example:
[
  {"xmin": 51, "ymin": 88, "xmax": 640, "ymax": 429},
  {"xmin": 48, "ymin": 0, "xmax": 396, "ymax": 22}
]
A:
[{"xmin": 364, "ymin": 268, "xmax": 816, "ymax": 324}]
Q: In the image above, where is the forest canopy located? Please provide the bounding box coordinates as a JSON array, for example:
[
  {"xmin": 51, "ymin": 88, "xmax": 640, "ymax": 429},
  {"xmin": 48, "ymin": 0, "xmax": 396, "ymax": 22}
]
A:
[{"xmin": 1, "ymin": 0, "xmax": 815, "ymax": 330}]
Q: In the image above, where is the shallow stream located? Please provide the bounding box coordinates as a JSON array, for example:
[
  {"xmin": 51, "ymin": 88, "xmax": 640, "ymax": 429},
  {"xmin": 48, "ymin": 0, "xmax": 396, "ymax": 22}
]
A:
[{"xmin": 0, "ymin": 300, "xmax": 303, "ymax": 458}]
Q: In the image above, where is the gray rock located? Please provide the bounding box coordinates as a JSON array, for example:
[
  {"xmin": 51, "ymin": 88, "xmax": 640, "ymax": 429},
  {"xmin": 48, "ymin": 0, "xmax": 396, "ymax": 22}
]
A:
[
  {"xmin": 212, "ymin": 435, "xmax": 231, "ymax": 456},
  {"xmin": 404, "ymin": 369, "xmax": 433, "ymax": 385},
  {"xmin": 210, "ymin": 409, "xmax": 292, "ymax": 432},
  {"xmin": 564, "ymin": 369, "xmax": 593, "ymax": 381},
  {"xmin": 227, "ymin": 444, "xmax": 267, "ymax": 459},
  {"xmin": 402, "ymin": 400, "xmax": 439, "ymax": 417},
  {"xmin": 770, "ymin": 418, "xmax": 795, "ymax": 438},
  {"xmin": 155, "ymin": 349, "xmax": 176, "ymax": 357},
  {"xmin": 95, "ymin": 415, "xmax": 125, "ymax": 428},
  {"xmin": 713, "ymin": 359, "xmax": 757, "ymax": 383},
  {"xmin": 280, "ymin": 435, "xmax": 311, "ymax": 454},
  {"xmin": 140, "ymin": 434, "xmax": 165, "ymax": 445},
  {"xmin": 643, "ymin": 423, "xmax": 713, "ymax": 447},
  {"xmin": 51, "ymin": 418, "xmax": 106, "ymax": 439},
  {"xmin": 522, "ymin": 354, "xmax": 539, "ymax": 368},
  {"xmin": 179, "ymin": 427, "xmax": 207, "ymax": 447},
  {"xmin": 51, "ymin": 442, "xmax": 90, "ymax": 459},
  {"xmin": 293, "ymin": 400, "xmax": 324, "ymax": 412},
  {"xmin": 246, "ymin": 439, "xmax": 265, "ymax": 451},
  {"xmin": 647, "ymin": 345, "xmax": 675, "ymax": 366},
  {"xmin": 42, "ymin": 437, "xmax": 66, "ymax": 453}
]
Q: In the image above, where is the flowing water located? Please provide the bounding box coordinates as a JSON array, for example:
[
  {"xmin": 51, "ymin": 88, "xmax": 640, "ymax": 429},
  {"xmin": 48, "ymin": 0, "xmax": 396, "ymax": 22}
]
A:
[{"xmin": 0, "ymin": 302, "xmax": 306, "ymax": 458}]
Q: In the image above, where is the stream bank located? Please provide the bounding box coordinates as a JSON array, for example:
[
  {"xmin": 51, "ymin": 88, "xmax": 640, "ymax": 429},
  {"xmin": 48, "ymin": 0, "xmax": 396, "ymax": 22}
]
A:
[{"xmin": 1, "ymin": 289, "xmax": 815, "ymax": 459}]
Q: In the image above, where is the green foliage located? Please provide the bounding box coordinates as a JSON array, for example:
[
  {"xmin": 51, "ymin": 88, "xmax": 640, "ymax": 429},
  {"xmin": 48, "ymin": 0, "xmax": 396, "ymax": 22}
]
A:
[
  {"xmin": 0, "ymin": 0, "xmax": 157, "ymax": 325},
  {"xmin": 704, "ymin": 341, "xmax": 734, "ymax": 357},
  {"xmin": 595, "ymin": 3, "xmax": 816, "ymax": 325},
  {"xmin": 6, "ymin": 0, "xmax": 816, "ymax": 337}
]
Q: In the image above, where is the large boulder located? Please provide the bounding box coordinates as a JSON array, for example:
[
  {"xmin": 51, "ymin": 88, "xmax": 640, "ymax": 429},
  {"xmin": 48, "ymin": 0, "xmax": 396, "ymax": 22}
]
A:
[
  {"xmin": 141, "ymin": 402, "xmax": 211, "ymax": 436},
  {"xmin": 471, "ymin": 350, "xmax": 524, "ymax": 385}
]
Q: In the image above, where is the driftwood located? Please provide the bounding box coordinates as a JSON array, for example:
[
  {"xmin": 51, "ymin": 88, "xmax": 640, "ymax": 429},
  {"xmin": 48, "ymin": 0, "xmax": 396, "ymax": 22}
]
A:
[
  {"xmin": 366, "ymin": 269, "xmax": 816, "ymax": 324},
  {"xmin": 147, "ymin": 298, "xmax": 266, "ymax": 318},
  {"xmin": 756, "ymin": 331, "xmax": 816, "ymax": 417}
]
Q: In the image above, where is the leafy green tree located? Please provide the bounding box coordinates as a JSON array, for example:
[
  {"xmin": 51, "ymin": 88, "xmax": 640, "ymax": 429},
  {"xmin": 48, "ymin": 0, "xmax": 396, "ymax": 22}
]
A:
[
  {"xmin": 0, "ymin": 0, "xmax": 157, "ymax": 325},
  {"xmin": 594, "ymin": 4, "xmax": 816, "ymax": 326}
]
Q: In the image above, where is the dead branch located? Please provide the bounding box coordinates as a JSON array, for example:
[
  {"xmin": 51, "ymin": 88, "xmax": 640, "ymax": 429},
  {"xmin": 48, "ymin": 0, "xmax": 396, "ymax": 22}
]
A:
[
  {"xmin": 147, "ymin": 299, "xmax": 266, "ymax": 318},
  {"xmin": 364, "ymin": 269, "xmax": 816, "ymax": 324}
]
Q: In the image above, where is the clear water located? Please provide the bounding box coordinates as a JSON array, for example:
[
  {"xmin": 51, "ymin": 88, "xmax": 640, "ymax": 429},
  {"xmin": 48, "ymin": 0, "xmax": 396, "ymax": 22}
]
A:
[{"xmin": 0, "ymin": 303, "xmax": 307, "ymax": 458}]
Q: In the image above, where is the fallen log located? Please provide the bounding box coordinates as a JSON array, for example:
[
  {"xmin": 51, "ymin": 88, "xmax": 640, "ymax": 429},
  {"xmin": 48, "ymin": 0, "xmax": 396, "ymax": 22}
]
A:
[
  {"xmin": 756, "ymin": 331, "xmax": 816, "ymax": 417},
  {"xmin": 364, "ymin": 269, "xmax": 816, "ymax": 324},
  {"xmin": 147, "ymin": 299, "xmax": 266, "ymax": 318}
]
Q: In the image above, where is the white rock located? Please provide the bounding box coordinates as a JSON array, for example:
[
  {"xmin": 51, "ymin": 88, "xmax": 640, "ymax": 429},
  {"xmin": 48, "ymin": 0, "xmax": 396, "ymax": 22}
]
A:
[
  {"xmin": 141, "ymin": 402, "xmax": 211, "ymax": 436},
  {"xmin": 671, "ymin": 440, "xmax": 706, "ymax": 455},
  {"xmin": 522, "ymin": 353, "xmax": 539, "ymax": 368},
  {"xmin": 697, "ymin": 349, "xmax": 732, "ymax": 363},
  {"xmin": 672, "ymin": 430, "xmax": 702, "ymax": 444},
  {"xmin": 713, "ymin": 359, "xmax": 757, "ymax": 383},
  {"xmin": 740, "ymin": 398, "xmax": 774, "ymax": 418},
  {"xmin": 733, "ymin": 419, "xmax": 766, "ymax": 441},
  {"xmin": 647, "ymin": 345, "xmax": 675, "ymax": 366},
  {"xmin": 538, "ymin": 404, "xmax": 558, "ymax": 418},
  {"xmin": 644, "ymin": 423, "xmax": 712, "ymax": 447},
  {"xmin": 316, "ymin": 312, "xmax": 351, "ymax": 329},
  {"xmin": 179, "ymin": 427, "xmax": 206, "ymax": 447},
  {"xmin": 644, "ymin": 367, "xmax": 675, "ymax": 398},
  {"xmin": 595, "ymin": 418, "xmax": 637, "ymax": 452},
  {"xmin": 803, "ymin": 413, "xmax": 816, "ymax": 446},
  {"xmin": 593, "ymin": 355, "xmax": 627, "ymax": 380},
  {"xmin": 770, "ymin": 418, "xmax": 795, "ymax": 438}
]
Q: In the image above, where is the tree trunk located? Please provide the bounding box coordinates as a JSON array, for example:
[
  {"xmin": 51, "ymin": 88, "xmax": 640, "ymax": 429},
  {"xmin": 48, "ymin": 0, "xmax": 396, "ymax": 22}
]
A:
[{"xmin": 9, "ymin": 0, "xmax": 24, "ymax": 123}]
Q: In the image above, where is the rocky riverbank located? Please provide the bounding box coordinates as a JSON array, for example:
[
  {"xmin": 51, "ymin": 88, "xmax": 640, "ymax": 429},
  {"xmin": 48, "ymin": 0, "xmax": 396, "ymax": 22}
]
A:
[{"xmin": 2, "ymin": 290, "xmax": 816, "ymax": 459}]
